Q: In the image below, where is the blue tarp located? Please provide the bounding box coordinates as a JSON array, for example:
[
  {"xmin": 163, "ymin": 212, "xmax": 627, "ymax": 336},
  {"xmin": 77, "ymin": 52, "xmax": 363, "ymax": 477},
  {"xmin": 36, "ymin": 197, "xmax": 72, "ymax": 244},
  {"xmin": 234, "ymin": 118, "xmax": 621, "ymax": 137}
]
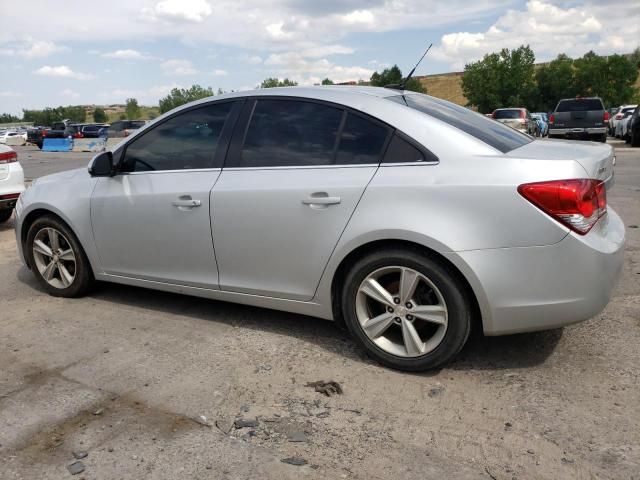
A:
[{"xmin": 42, "ymin": 138, "xmax": 73, "ymax": 152}]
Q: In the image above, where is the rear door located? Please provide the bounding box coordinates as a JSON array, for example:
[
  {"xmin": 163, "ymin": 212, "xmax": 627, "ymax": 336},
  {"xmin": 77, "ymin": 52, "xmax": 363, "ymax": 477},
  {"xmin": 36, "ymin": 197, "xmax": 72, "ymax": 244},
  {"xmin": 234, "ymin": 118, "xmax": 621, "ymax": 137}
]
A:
[{"xmin": 211, "ymin": 97, "xmax": 391, "ymax": 301}]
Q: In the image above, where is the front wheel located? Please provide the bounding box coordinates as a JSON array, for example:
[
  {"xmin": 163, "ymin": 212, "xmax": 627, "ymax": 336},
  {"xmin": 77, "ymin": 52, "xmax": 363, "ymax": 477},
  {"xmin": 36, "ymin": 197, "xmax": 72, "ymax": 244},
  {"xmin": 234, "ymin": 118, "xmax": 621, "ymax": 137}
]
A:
[
  {"xmin": 341, "ymin": 249, "xmax": 472, "ymax": 371},
  {"xmin": 26, "ymin": 215, "xmax": 94, "ymax": 297}
]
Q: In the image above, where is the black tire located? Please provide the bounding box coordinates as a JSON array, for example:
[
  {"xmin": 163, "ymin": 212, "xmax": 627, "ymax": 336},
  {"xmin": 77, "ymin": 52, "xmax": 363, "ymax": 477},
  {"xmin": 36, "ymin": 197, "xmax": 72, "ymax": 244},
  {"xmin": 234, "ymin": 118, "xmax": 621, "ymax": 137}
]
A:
[
  {"xmin": 341, "ymin": 248, "xmax": 472, "ymax": 371},
  {"xmin": 632, "ymin": 131, "xmax": 640, "ymax": 148},
  {"xmin": 25, "ymin": 215, "xmax": 94, "ymax": 297},
  {"xmin": 599, "ymin": 134, "xmax": 607, "ymax": 143},
  {"xmin": 0, "ymin": 208, "xmax": 13, "ymax": 224}
]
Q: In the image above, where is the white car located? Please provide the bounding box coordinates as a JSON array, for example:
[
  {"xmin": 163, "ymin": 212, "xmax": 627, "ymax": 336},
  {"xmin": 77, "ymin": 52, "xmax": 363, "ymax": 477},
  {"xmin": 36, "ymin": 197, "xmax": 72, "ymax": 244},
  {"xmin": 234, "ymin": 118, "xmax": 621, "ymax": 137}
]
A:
[
  {"xmin": 0, "ymin": 131, "xmax": 27, "ymax": 146},
  {"xmin": 0, "ymin": 145, "xmax": 25, "ymax": 223},
  {"xmin": 612, "ymin": 105, "xmax": 637, "ymax": 137}
]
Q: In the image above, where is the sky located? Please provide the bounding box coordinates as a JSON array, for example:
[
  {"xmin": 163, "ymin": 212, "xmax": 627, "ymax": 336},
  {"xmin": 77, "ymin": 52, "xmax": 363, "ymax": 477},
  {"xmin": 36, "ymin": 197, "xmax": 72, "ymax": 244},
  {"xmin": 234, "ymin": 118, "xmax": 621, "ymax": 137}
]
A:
[{"xmin": 0, "ymin": 0, "xmax": 638, "ymax": 116}]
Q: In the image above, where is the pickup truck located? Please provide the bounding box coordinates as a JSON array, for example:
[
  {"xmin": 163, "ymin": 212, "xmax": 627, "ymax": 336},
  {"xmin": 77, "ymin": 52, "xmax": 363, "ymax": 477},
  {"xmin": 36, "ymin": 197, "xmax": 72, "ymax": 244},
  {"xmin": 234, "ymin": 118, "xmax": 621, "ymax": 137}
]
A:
[{"xmin": 548, "ymin": 97, "xmax": 608, "ymax": 142}]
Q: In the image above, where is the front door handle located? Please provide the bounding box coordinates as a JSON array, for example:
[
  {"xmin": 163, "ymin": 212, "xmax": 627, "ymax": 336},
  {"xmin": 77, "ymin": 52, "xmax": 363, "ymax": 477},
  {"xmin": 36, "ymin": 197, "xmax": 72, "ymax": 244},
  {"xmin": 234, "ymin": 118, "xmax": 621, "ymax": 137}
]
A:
[
  {"xmin": 302, "ymin": 194, "xmax": 341, "ymax": 206},
  {"xmin": 172, "ymin": 196, "xmax": 201, "ymax": 209}
]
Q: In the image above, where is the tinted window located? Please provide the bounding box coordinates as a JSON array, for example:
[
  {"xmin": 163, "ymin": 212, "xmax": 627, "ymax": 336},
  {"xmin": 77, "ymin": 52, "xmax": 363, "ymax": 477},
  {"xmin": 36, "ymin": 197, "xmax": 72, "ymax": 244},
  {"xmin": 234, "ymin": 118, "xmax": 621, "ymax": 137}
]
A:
[
  {"xmin": 128, "ymin": 120, "xmax": 146, "ymax": 129},
  {"xmin": 236, "ymin": 99, "xmax": 343, "ymax": 168},
  {"xmin": 336, "ymin": 113, "xmax": 389, "ymax": 165},
  {"xmin": 494, "ymin": 109, "xmax": 522, "ymax": 119},
  {"xmin": 121, "ymin": 102, "xmax": 233, "ymax": 172},
  {"xmin": 388, "ymin": 94, "xmax": 531, "ymax": 153},
  {"xmin": 555, "ymin": 99, "xmax": 604, "ymax": 112},
  {"xmin": 383, "ymin": 134, "xmax": 434, "ymax": 164}
]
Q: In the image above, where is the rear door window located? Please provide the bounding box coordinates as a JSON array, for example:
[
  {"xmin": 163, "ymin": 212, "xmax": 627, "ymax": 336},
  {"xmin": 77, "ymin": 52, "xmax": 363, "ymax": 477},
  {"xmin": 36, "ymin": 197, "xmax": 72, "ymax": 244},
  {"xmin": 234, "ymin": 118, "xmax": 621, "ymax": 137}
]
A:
[
  {"xmin": 232, "ymin": 99, "xmax": 343, "ymax": 168},
  {"xmin": 335, "ymin": 113, "xmax": 390, "ymax": 165},
  {"xmin": 387, "ymin": 93, "xmax": 531, "ymax": 153},
  {"xmin": 494, "ymin": 110, "xmax": 522, "ymax": 119}
]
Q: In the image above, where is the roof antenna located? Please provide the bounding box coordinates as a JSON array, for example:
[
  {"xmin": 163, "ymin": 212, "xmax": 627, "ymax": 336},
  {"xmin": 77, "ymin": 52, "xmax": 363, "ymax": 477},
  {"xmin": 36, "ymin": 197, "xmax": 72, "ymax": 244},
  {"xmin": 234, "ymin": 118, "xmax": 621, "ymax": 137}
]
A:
[{"xmin": 385, "ymin": 43, "xmax": 432, "ymax": 90}]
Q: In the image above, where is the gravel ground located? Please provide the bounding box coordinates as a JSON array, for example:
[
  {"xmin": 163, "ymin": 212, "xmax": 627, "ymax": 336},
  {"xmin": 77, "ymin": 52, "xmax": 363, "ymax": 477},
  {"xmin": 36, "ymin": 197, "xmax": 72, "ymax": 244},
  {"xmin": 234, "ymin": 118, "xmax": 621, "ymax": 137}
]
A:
[{"xmin": 1, "ymin": 141, "xmax": 639, "ymax": 480}]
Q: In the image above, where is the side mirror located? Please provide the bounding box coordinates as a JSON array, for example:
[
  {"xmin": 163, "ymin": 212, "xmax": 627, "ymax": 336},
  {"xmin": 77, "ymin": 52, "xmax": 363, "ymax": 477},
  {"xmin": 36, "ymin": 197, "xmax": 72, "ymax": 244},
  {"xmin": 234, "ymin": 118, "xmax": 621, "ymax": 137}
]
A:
[{"xmin": 88, "ymin": 151, "xmax": 114, "ymax": 177}]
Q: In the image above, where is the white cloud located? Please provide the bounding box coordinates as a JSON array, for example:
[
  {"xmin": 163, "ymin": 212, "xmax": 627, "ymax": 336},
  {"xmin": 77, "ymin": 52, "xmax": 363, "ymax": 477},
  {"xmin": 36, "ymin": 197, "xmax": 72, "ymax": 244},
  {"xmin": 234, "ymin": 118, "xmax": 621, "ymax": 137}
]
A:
[
  {"xmin": 301, "ymin": 45, "xmax": 354, "ymax": 58},
  {"xmin": 264, "ymin": 51, "xmax": 373, "ymax": 84},
  {"xmin": 0, "ymin": 39, "xmax": 67, "ymax": 59},
  {"xmin": 341, "ymin": 10, "xmax": 375, "ymax": 25},
  {"xmin": 102, "ymin": 49, "xmax": 150, "ymax": 60},
  {"xmin": 247, "ymin": 55, "xmax": 263, "ymax": 65},
  {"xmin": 0, "ymin": 91, "xmax": 23, "ymax": 97},
  {"xmin": 34, "ymin": 65, "xmax": 94, "ymax": 80},
  {"xmin": 161, "ymin": 59, "xmax": 197, "ymax": 75},
  {"xmin": 431, "ymin": 0, "xmax": 638, "ymax": 70},
  {"xmin": 60, "ymin": 88, "xmax": 80, "ymax": 99},
  {"xmin": 212, "ymin": 69, "xmax": 228, "ymax": 76},
  {"xmin": 143, "ymin": 0, "xmax": 213, "ymax": 23}
]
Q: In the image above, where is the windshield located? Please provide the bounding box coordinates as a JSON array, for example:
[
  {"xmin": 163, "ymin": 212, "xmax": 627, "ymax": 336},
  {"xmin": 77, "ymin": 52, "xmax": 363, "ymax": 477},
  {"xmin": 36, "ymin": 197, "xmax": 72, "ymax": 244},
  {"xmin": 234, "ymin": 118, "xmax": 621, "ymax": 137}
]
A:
[
  {"xmin": 387, "ymin": 93, "xmax": 532, "ymax": 153},
  {"xmin": 493, "ymin": 109, "xmax": 522, "ymax": 119}
]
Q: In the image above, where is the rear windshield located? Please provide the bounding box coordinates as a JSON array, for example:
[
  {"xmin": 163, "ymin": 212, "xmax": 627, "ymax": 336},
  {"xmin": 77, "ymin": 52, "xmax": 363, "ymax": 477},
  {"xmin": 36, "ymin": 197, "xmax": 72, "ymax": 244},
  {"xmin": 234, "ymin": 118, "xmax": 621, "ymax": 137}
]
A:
[
  {"xmin": 493, "ymin": 109, "xmax": 522, "ymax": 119},
  {"xmin": 556, "ymin": 99, "xmax": 604, "ymax": 112},
  {"xmin": 387, "ymin": 93, "xmax": 532, "ymax": 153}
]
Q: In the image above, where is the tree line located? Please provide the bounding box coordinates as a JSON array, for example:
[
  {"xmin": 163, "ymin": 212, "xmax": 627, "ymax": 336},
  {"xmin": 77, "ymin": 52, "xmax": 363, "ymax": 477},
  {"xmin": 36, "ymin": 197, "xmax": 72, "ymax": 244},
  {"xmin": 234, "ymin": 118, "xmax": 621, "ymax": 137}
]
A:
[{"xmin": 462, "ymin": 46, "xmax": 640, "ymax": 113}]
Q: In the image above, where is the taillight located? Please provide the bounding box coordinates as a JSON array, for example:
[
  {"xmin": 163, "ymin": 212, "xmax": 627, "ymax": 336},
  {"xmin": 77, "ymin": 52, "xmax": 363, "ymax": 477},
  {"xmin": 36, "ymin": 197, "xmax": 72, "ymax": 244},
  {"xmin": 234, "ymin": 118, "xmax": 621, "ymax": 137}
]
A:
[
  {"xmin": 518, "ymin": 179, "xmax": 607, "ymax": 235},
  {"xmin": 0, "ymin": 151, "xmax": 18, "ymax": 164},
  {"xmin": 603, "ymin": 111, "xmax": 610, "ymax": 122},
  {"xmin": 615, "ymin": 113, "xmax": 622, "ymax": 119},
  {"xmin": 73, "ymin": 132, "xmax": 83, "ymax": 138},
  {"xmin": 549, "ymin": 114, "xmax": 555, "ymax": 124}
]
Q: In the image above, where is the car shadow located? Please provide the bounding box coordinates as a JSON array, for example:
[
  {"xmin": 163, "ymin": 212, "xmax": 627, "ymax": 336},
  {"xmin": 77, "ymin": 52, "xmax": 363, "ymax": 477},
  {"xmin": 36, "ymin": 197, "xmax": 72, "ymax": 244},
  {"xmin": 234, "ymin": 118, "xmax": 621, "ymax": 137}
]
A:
[{"xmin": 16, "ymin": 268, "xmax": 563, "ymax": 373}]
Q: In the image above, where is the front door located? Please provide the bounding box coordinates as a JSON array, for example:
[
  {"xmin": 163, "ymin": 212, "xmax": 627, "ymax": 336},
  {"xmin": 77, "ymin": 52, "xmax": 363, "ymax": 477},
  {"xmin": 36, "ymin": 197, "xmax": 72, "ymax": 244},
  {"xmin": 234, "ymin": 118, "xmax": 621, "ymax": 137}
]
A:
[
  {"xmin": 91, "ymin": 101, "xmax": 238, "ymax": 288},
  {"xmin": 212, "ymin": 98, "xmax": 391, "ymax": 301}
]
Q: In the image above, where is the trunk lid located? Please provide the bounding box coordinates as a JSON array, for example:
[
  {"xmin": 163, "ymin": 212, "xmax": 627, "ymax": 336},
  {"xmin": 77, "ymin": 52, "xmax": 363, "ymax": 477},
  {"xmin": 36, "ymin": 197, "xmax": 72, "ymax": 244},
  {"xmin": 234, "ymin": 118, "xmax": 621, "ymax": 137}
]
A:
[{"xmin": 508, "ymin": 139, "xmax": 615, "ymax": 189}]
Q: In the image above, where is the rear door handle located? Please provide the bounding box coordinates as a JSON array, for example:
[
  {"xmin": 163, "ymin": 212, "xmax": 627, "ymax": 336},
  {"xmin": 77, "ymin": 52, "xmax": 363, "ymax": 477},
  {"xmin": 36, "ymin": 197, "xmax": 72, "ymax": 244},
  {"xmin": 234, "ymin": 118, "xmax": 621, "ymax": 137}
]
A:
[{"xmin": 302, "ymin": 196, "xmax": 341, "ymax": 206}]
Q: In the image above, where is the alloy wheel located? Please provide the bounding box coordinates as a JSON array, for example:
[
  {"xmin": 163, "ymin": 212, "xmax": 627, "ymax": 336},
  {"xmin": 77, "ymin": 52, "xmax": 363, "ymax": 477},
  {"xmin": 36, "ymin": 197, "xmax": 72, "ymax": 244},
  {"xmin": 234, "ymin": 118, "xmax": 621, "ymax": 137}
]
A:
[
  {"xmin": 355, "ymin": 266, "xmax": 448, "ymax": 357},
  {"xmin": 32, "ymin": 227, "xmax": 77, "ymax": 289}
]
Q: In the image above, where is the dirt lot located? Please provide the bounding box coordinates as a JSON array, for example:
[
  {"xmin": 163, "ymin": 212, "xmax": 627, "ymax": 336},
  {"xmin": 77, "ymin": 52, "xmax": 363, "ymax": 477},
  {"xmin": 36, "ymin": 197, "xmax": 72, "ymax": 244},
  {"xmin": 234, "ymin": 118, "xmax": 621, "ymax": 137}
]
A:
[{"xmin": 1, "ymin": 142, "xmax": 639, "ymax": 479}]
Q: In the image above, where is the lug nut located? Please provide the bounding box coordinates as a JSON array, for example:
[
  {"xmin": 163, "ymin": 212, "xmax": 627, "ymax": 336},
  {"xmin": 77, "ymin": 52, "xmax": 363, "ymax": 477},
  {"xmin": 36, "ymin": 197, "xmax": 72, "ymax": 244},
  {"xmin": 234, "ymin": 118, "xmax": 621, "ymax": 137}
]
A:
[
  {"xmin": 394, "ymin": 317, "xmax": 401, "ymax": 323},
  {"xmin": 387, "ymin": 306, "xmax": 394, "ymax": 313},
  {"xmin": 393, "ymin": 297, "xmax": 400, "ymax": 304},
  {"xmin": 406, "ymin": 314, "xmax": 414, "ymax": 321},
  {"xmin": 406, "ymin": 302, "xmax": 413, "ymax": 309}
]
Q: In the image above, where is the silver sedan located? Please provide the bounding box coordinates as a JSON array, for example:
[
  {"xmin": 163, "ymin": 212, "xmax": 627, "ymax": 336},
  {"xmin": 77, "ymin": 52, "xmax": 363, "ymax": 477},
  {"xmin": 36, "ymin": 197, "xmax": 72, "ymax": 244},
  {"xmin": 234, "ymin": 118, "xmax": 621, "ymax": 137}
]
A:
[{"xmin": 14, "ymin": 87, "xmax": 625, "ymax": 371}]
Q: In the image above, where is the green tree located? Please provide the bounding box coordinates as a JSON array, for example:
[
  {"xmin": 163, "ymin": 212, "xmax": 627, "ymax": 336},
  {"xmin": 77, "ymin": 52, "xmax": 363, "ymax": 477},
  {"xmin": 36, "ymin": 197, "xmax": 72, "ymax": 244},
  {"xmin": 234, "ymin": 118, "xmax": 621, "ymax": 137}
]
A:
[
  {"xmin": 369, "ymin": 65, "xmax": 426, "ymax": 93},
  {"xmin": 462, "ymin": 45, "xmax": 537, "ymax": 113},
  {"xmin": 259, "ymin": 78, "xmax": 298, "ymax": 88},
  {"xmin": 93, "ymin": 107, "xmax": 107, "ymax": 123},
  {"xmin": 0, "ymin": 113, "xmax": 21, "ymax": 123},
  {"xmin": 125, "ymin": 98, "xmax": 141, "ymax": 119},
  {"xmin": 321, "ymin": 78, "xmax": 334, "ymax": 85},
  {"xmin": 535, "ymin": 54, "xmax": 577, "ymax": 111},
  {"xmin": 158, "ymin": 85, "xmax": 215, "ymax": 113},
  {"xmin": 572, "ymin": 51, "xmax": 638, "ymax": 106},
  {"xmin": 22, "ymin": 106, "xmax": 85, "ymax": 126}
]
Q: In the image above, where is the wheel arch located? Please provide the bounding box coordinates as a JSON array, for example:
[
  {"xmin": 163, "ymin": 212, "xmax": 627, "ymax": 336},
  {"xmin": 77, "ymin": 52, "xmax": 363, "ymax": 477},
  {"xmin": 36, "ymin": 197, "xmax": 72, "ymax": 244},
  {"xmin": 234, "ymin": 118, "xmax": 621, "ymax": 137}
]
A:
[
  {"xmin": 20, "ymin": 208, "xmax": 88, "ymax": 271},
  {"xmin": 329, "ymin": 238, "xmax": 484, "ymax": 334}
]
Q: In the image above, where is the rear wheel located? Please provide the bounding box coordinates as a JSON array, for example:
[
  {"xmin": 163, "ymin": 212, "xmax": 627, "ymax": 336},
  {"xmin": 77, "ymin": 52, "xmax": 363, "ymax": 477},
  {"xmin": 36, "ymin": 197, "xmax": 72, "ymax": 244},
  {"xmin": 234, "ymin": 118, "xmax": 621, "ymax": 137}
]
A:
[
  {"xmin": 26, "ymin": 215, "xmax": 94, "ymax": 297},
  {"xmin": 0, "ymin": 208, "xmax": 13, "ymax": 223},
  {"xmin": 632, "ymin": 131, "xmax": 640, "ymax": 147},
  {"xmin": 341, "ymin": 249, "xmax": 472, "ymax": 371}
]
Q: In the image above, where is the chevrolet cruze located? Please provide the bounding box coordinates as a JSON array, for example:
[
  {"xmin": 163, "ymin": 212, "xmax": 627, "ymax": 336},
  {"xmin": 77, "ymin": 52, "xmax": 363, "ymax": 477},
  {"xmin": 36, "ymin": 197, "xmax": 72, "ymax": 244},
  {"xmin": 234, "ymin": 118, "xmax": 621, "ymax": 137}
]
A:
[{"xmin": 14, "ymin": 87, "xmax": 625, "ymax": 371}]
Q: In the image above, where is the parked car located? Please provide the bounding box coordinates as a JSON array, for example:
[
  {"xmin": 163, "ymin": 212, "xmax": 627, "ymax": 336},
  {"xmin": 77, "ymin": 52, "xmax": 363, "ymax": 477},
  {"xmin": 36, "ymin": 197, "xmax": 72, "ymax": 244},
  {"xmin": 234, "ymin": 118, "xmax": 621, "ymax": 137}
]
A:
[
  {"xmin": 27, "ymin": 127, "xmax": 48, "ymax": 148},
  {"xmin": 0, "ymin": 145, "xmax": 25, "ymax": 223},
  {"xmin": 548, "ymin": 97, "xmax": 608, "ymax": 142},
  {"xmin": 607, "ymin": 108, "xmax": 619, "ymax": 135},
  {"xmin": 46, "ymin": 121, "xmax": 84, "ymax": 139},
  {"xmin": 491, "ymin": 108, "xmax": 537, "ymax": 136},
  {"xmin": 80, "ymin": 124, "xmax": 110, "ymax": 138},
  {"xmin": 14, "ymin": 87, "xmax": 624, "ymax": 371},
  {"xmin": 0, "ymin": 131, "xmax": 27, "ymax": 145},
  {"xmin": 627, "ymin": 106, "xmax": 640, "ymax": 147},
  {"xmin": 615, "ymin": 109, "xmax": 634, "ymax": 139},
  {"xmin": 531, "ymin": 113, "xmax": 548, "ymax": 137},
  {"xmin": 106, "ymin": 120, "xmax": 146, "ymax": 138},
  {"xmin": 611, "ymin": 105, "xmax": 637, "ymax": 136}
]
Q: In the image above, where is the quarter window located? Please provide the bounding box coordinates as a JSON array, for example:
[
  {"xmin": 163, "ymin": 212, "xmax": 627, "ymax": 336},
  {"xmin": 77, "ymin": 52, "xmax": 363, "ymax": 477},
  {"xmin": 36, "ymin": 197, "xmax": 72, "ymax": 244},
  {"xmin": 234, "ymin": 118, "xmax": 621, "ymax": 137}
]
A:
[
  {"xmin": 336, "ymin": 113, "xmax": 389, "ymax": 165},
  {"xmin": 383, "ymin": 134, "xmax": 434, "ymax": 163},
  {"xmin": 236, "ymin": 99, "xmax": 343, "ymax": 168},
  {"xmin": 121, "ymin": 102, "xmax": 234, "ymax": 172}
]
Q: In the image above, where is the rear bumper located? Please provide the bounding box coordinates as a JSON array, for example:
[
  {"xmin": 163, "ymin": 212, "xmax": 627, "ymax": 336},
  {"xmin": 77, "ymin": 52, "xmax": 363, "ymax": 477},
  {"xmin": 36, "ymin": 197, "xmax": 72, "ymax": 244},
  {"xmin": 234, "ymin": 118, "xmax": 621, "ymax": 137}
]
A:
[
  {"xmin": 549, "ymin": 127, "xmax": 607, "ymax": 136},
  {"xmin": 0, "ymin": 163, "xmax": 25, "ymax": 209},
  {"xmin": 445, "ymin": 208, "xmax": 625, "ymax": 335}
]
